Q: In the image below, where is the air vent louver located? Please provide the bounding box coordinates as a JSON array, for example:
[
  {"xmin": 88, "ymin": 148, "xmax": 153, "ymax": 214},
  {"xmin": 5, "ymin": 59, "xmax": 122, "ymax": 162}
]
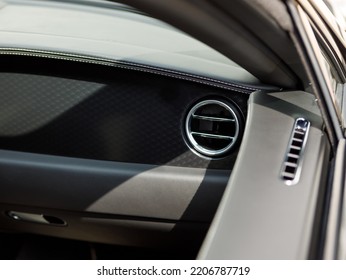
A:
[
  {"xmin": 281, "ymin": 118, "xmax": 310, "ymax": 185},
  {"xmin": 185, "ymin": 100, "xmax": 241, "ymax": 157}
]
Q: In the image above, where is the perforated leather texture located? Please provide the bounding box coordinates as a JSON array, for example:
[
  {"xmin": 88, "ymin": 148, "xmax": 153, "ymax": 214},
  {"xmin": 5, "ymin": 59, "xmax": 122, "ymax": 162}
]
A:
[{"xmin": 0, "ymin": 56, "xmax": 249, "ymax": 169}]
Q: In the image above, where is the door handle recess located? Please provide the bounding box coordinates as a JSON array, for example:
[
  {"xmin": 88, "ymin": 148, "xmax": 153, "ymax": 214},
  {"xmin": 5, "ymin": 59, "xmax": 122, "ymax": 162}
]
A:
[{"xmin": 7, "ymin": 211, "xmax": 66, "ymax": 226}]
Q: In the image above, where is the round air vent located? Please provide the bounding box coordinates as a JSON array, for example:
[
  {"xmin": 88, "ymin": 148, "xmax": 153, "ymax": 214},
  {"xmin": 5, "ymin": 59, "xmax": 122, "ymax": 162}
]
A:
[{"xmin": 185, "ymin": 99, "xmax": 242, "ymax": 157}]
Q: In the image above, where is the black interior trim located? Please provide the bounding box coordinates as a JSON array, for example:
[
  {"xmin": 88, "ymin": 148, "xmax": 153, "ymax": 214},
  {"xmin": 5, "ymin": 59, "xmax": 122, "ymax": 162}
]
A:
[
  {"xmin": 0, "ymin": 55, "xmax": 248, "ymax": 169},
  {"xmin": 0, "ymin": 150, "xmax": 230, "ymax": 222}
]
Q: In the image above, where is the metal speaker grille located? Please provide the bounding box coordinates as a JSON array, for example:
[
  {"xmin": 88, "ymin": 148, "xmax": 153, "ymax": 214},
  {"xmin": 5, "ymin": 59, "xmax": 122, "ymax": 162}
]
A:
[{"xmin": 281, "ymin": 118, "xmax": 310, "ymax": 185}]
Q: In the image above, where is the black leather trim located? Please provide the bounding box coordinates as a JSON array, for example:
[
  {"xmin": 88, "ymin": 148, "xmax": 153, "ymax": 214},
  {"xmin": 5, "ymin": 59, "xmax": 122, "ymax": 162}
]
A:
[
  {"xmin": 0, "ymin": 55, "xmax": 249, "ymax": 169},
  {"xmin": 0, "ymin": 48, "xmax": 267, "ymax": 94}
]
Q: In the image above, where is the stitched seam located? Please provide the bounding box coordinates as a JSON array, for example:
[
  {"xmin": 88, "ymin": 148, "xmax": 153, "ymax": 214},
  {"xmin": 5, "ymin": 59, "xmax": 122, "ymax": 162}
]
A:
[
  {"xmin": 119, "ymin": 61, "xmax": 256, "ymax": 91},
  {"xmin": 0, "ymin": 48, "xmax": 254, "ymax": 92},
  {"xmin": 0, "ymin": 48, "xmax": 255, "ymax": 93},
  {"xmin": 0, "ymin": 47, "xmax": 257, "ymax": 90}
]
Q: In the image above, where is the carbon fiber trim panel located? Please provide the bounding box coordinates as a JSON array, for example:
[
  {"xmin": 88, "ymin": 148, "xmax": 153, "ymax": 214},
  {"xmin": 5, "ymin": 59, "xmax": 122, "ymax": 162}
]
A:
[{"xmin": 0, "ymin": 56, "xmax": 249, "ymax": 168}]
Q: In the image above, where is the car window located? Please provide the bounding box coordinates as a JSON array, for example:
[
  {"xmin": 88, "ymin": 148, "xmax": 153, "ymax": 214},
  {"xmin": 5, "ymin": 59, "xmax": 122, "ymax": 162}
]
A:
[
  {"xmin": 319, "ymin": 45, "xmax": 344, "ymax": 110},
  {"xmin": 303, "ymin": 6, "xmax": 346, "ymax": 126}
]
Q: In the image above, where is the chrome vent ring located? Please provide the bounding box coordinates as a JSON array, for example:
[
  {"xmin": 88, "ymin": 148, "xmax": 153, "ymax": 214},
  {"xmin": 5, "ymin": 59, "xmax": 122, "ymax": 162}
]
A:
[{"xmin": 185, "ymin": 99, "xmax": 241, "ymax": 157}]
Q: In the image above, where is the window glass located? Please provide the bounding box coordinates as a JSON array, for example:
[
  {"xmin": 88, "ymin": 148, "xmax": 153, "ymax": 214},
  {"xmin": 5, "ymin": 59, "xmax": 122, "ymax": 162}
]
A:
[
  {"xmin": 320, "ymin": 49, "xmax": 343, "ymax": 110},
  {"xmin": 312, "ymin": 24, "xmax": 345, "ymax": 122}
]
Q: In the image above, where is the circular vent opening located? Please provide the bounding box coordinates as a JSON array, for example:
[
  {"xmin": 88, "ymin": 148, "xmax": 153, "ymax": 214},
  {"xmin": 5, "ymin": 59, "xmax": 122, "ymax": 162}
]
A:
[{"xmin": 185, "ymin": 99, "xmax": 242, "ymax": 157}]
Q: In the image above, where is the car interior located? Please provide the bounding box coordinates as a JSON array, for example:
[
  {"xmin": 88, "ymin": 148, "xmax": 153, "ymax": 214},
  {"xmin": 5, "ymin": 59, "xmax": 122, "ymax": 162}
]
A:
[{"xmin": 0, "ymin": 0, "xmax": 343, "ymax": 259}]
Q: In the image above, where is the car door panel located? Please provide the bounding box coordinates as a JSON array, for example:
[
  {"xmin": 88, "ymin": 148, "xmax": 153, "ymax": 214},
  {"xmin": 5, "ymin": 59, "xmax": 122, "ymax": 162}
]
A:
[
  {"xmin": 0, "ymin": 53, "xmax": 250, "ymax": 249},
  {"xmin": 198, "ymin": 90, "xmax": 330, "ymax": 259}
]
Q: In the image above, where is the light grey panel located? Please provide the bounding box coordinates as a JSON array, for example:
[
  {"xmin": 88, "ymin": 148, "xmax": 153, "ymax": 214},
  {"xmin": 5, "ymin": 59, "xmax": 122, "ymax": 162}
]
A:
[
  {"xmin": 0, "ymin": 0, "xmax": 264, "ymax": 87},
  {"xmin": 198, "ymin": 91, "xmax": 330, "ymax": 259},
  {"xmin": 0, "ymin": 150, "xmax": 229, "ymax": 222},
  {"xmin": 327, "ymin": 139, "xmax": 346, "ymax": 259}
]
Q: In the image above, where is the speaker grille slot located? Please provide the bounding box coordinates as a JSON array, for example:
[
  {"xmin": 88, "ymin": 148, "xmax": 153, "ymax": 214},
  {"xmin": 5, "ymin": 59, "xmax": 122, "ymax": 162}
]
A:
[{"xmin": 281, "ymin": 118, "xmax": 310, "ymax": 185}]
